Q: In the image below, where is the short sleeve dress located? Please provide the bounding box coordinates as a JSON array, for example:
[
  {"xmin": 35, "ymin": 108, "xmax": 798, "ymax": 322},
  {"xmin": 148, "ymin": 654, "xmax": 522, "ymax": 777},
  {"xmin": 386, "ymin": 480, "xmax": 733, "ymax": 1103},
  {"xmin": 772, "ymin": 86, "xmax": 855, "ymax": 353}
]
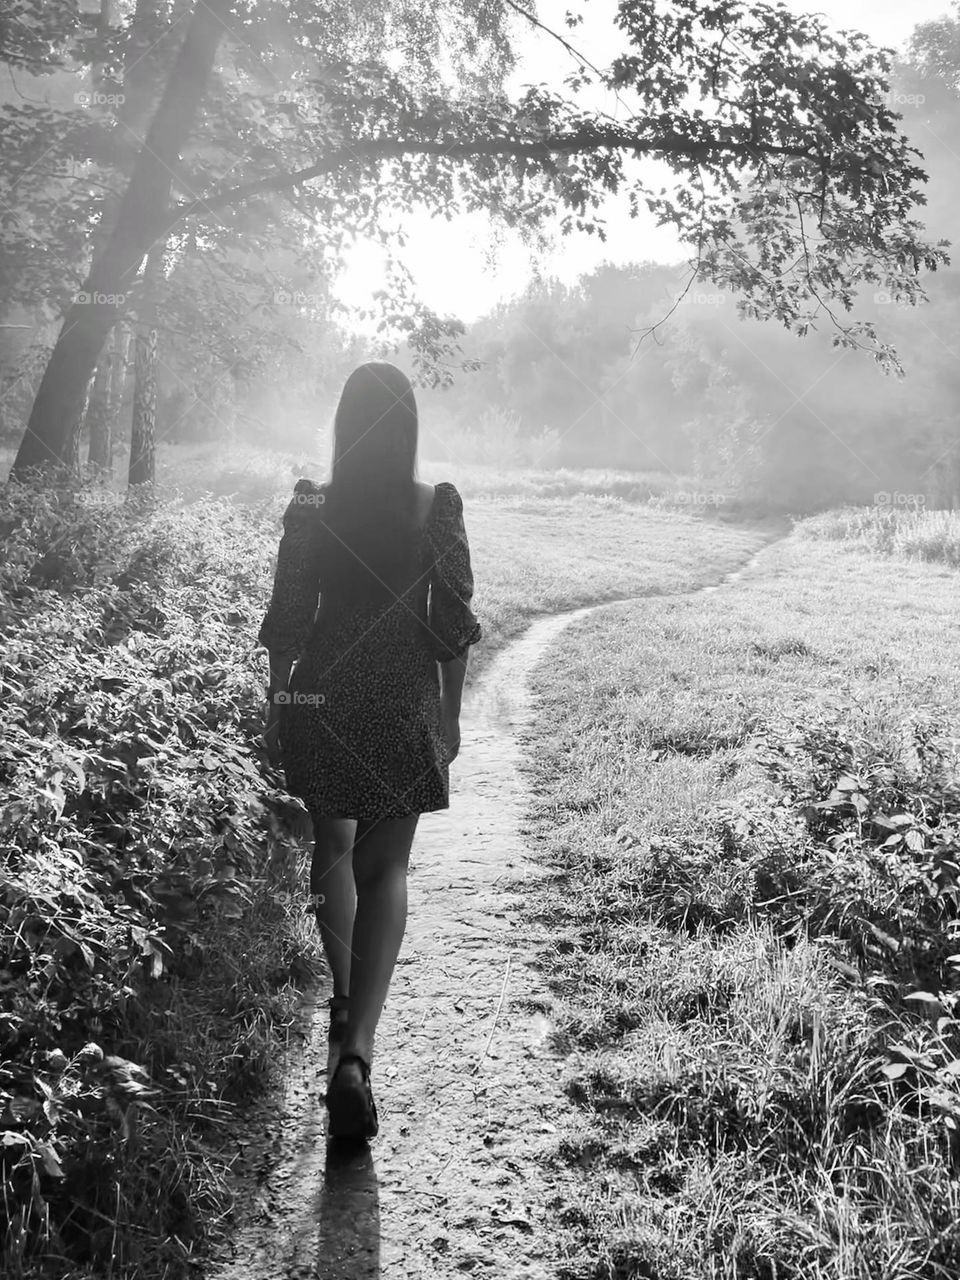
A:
[{"xmin": 258, "ymin": 479, "xmax": 482, "ymax": 821}]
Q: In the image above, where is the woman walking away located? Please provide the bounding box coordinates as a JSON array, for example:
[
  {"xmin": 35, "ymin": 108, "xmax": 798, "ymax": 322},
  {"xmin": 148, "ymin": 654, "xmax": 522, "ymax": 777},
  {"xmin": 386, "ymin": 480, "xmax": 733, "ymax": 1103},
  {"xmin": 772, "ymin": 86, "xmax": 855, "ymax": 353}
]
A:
[{"xmin": 258, "ymin": 361, "xmax": 482, "ymax": 1141}]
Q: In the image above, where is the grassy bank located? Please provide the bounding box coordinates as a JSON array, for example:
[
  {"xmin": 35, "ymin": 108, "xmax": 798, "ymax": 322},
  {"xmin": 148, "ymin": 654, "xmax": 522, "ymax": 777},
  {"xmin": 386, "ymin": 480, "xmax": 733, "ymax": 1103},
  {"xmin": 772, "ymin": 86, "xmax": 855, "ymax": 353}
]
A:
[
  {"xmin": 801, "ymin": 503, "xmax": 960, "ymax": 567},
  {"xmin": 0, "ymin": 466, "xmax": 762, "ymax": 1278},
  {"xmin": 0, "ymin": 483, "xmax": 320, "ymax": 1279},
  {"xmin": 519, "ymin": 520, "xmax": 960, "ymax": 1277}
]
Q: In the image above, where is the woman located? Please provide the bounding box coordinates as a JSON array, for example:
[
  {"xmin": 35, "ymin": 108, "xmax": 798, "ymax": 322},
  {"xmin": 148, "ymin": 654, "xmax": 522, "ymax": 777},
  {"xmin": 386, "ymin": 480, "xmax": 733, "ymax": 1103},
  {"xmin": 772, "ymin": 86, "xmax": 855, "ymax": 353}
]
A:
[{"xmin": 258, "ymin": 361, "xmax": 481, "ymax": 1141}]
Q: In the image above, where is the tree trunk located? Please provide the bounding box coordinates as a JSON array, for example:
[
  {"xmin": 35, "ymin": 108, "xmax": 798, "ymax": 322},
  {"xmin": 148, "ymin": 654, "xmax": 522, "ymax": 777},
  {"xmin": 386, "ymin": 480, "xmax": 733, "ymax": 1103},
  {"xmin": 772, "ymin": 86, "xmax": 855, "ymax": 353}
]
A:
[
  {"xmin": 67, "ymin": 379, "xmax": 94, "ymax": 477},
  {"xmin": 107, "ymin": 324, "xmax": 132, "ymax": 471},
  {"xmin": 11, "ymin": 0, "xmax": 231, "ymax": 478},
  {"xmin": 86, "ymin": 329, "xmax": 115, "ymax": 470},
  {"xmin": 129, "ymin": 249, "xmax": 163, "ymax": 486}
]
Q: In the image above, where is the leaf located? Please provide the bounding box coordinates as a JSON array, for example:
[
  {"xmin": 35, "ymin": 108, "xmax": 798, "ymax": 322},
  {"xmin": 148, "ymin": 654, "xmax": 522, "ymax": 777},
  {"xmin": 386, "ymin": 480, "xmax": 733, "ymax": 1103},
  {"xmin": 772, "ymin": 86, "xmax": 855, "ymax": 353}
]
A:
[
  {"xmin": 920, "ymin": 1085, "xmax": 960, "ymax": 1118},
  {"xmin": 904, "ymin": 991, "xmax": 942, "ymax": 1004},
  {"xmin": 37, "ymin": 1143, "xmax": 63, "ymax": 1178},
  {"xmin": 866, "ymin": 921, "xmax": 900, "ymax": 952},
  {"xmin": 881, "ymin": 1062, "xmax": 910, "ymax": 1079},
  {"xmin": 827, "ymin": 956, "xmax": 860, "ymax": 981},
  {"xmin": 58, "ymin": 756, "xmax": 86, "ymax": 792}
]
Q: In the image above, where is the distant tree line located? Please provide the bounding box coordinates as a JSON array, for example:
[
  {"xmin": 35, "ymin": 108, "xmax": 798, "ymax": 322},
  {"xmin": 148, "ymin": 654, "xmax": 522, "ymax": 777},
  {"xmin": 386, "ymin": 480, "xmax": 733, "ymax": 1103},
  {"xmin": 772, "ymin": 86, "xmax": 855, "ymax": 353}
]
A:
[{"xmin": 413, "ymin": 17, "xmax": 960, "ymax": 512}]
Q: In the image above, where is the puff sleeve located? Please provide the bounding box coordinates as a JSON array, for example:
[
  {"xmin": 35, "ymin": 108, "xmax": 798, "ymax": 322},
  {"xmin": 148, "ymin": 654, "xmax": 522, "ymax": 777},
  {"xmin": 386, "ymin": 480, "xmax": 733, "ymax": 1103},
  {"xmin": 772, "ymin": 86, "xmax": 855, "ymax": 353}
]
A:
[
  {"xmin": 257, "ymin": 479, "xmax": 326, "ymax": 660},
  {"xmin": 424, "ymin": 482, "xmax": 482, "ymax": 663}
]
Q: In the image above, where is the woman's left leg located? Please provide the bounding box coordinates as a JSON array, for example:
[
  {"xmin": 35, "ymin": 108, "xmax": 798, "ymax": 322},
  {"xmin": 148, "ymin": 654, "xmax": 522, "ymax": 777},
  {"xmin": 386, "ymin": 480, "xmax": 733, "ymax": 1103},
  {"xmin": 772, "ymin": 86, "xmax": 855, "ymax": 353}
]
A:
[
  {"xmin": 340, "ymin": 813, "xmax": 420, "ymax": 1067},
  {"xmin": 310, "ymin": 817, "xmax": 359, "ymax": 999}
]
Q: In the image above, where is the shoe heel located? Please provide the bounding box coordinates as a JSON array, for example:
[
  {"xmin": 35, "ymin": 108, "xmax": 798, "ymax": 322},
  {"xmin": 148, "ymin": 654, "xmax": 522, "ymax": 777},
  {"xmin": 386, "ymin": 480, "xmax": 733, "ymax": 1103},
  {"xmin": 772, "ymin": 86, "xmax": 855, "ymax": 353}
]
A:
[{"xmin": 326, "ymin": 1054, "xmax": 379, "ymax": 1139}]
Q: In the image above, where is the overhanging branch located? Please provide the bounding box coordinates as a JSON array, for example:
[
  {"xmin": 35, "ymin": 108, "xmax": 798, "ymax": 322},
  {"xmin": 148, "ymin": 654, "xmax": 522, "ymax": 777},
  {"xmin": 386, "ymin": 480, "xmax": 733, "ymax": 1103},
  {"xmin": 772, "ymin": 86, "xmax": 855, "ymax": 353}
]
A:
[{"xmin": 164, "ymin": 131, "xmax": 820, "ymax": 233}]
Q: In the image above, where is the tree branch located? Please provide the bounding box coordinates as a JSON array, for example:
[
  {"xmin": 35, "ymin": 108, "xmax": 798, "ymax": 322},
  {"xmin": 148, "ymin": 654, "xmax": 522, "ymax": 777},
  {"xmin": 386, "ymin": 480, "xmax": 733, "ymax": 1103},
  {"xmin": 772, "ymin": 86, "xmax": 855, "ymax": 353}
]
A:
[
  {"xmin": 165, "ymin": 130, "xmax": 818, "ymax": 232},
  {"xmin": 501, "ymin": 0, "xmax": 604, "ymax": 80}
]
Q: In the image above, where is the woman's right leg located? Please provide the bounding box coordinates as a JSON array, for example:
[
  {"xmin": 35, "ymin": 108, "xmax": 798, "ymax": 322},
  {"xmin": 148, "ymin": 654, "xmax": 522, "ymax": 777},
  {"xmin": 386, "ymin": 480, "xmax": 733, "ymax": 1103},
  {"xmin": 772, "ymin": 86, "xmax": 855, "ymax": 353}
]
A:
[{"xmin": 310, "ymin": 817, "xmax": 358, "ymax": 999}]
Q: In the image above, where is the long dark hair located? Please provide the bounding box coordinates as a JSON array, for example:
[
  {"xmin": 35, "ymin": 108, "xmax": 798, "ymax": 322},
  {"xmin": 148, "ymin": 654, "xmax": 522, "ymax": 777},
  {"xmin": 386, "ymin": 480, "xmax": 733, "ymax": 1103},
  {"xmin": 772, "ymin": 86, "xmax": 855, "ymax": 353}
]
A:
[{"xmin": 321, "ymin": 361, "xmax": 420, "ymax": 605}]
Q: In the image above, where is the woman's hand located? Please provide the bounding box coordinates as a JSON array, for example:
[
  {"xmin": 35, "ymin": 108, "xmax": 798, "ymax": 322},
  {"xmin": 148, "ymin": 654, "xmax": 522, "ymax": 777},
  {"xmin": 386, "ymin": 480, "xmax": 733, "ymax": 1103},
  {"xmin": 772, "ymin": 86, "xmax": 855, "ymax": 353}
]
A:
[
  {"xmin": 263, "ymin": 696, "xmax": 283, "ymax": 767},
  {"xmin": 440, "ymin": 701, "xmax": 461, "ymax": 764}
]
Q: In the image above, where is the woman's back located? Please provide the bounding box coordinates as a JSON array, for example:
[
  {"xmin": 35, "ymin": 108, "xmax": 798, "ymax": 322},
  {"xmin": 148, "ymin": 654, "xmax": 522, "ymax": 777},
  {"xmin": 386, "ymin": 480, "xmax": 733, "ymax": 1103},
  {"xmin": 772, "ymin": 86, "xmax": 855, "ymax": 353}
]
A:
[{"xmin": 258, "ymin": 476, "xmax": 481, "ymax": 820}]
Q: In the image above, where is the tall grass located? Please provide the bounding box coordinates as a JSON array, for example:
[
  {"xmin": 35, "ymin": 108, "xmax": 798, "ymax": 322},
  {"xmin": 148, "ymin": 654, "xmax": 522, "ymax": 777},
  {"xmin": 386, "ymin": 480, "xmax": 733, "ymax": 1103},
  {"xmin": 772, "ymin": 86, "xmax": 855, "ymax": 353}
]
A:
[
  {"xmin": 521, "ymin": 526, "xmax": 960, "ymax": 1278},
  {"xmin": 801, "ymin": 504, "xmax": 960, "ymax": 567}
]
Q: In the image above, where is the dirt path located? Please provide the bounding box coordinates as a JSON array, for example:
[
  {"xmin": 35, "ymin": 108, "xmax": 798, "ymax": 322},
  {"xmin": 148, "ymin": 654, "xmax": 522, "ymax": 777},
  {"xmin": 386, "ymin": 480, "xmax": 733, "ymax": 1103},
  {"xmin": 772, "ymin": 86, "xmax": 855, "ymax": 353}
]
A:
[{"xmin": 207, "ymin": 531, "xmax": 785, "ymax": 1280}]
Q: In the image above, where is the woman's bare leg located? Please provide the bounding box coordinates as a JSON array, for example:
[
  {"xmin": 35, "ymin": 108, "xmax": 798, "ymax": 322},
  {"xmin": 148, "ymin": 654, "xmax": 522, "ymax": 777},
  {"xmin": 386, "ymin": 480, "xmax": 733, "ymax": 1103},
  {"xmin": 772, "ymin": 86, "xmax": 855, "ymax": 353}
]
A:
[
  {"xmin": 340, "ymin": 814, "xmax": 419, "ymax": 1068},
  {"xmin": 310, "ymin": 817, "xmax": 359, "ymax": 999}
]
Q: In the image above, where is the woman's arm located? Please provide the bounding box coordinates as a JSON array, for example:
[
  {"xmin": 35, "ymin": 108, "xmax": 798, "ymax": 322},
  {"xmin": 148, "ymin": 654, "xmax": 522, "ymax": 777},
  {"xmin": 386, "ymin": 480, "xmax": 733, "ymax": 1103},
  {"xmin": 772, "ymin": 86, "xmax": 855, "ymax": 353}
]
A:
[
  {"xmin": 258, "ymin": 480, "xmax": 325, "ymax": 765},
  {"xmin": 439, "ymin": 651, "xmax": 467, "ymax": 713},
  {"xmin": 439, "ymin": 651, "xmax": 468, "ymax": 764},
  {"xmin": 267, "ymin": 652, "xmax": 294, "ymax": 698},
  {"xmin": 263, "ymin": 652, "xmax": 295, "ymax": 765}
]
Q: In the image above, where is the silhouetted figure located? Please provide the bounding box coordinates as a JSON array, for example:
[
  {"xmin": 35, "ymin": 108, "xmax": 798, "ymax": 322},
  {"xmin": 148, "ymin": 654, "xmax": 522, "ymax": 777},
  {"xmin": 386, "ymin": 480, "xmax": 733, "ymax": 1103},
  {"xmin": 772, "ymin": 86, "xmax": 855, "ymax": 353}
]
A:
[{"xmin": 259, "ymin": 361, "xmax": 481, "ymax": 1139}]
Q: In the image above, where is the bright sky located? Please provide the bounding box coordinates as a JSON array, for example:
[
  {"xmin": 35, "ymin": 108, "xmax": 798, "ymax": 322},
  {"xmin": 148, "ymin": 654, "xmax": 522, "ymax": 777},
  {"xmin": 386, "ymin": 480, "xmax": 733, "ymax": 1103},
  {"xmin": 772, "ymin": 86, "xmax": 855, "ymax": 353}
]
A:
[{"xmin": 333, "ymin": 0, "xmax": 955, "ymax": 326}]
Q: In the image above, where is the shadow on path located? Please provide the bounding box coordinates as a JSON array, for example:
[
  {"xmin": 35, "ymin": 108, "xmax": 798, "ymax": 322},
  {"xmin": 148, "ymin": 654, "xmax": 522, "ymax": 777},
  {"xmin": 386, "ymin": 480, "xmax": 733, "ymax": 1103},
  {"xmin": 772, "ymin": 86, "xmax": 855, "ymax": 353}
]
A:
[{"xmin": 310, "ymin": 1142, "xmax": 380, "ymax": 1278}]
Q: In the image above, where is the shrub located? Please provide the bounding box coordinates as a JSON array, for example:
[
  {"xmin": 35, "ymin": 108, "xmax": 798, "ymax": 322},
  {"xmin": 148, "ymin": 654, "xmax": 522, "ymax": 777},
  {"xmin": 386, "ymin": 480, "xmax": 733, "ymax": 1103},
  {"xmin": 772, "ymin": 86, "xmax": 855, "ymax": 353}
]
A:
[{"xmin": 0, "ymin": 479, "xmax": 316, "ymax": 1278}]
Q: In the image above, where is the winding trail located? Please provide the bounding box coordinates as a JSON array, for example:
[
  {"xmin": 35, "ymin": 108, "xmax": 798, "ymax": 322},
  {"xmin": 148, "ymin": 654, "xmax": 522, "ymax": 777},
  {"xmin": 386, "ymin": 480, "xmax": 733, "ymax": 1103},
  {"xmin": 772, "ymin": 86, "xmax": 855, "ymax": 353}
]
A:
[{"xmin": 208, "ymin": 528, "xmax": 785, "ymax": 1280}]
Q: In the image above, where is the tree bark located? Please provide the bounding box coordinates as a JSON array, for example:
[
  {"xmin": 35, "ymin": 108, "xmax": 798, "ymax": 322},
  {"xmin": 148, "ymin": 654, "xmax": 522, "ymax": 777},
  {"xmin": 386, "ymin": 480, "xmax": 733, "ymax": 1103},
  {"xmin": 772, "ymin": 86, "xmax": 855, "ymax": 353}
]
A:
[
  {"xmin": 107, "ymin": 323, "xmax": 132, "ymax": 470},
  {"xmin": 11, "ymin": 0, "xmax": 232, "ymax": 478},
  {"xmin": 67, "ymin": 377, "xmax": 94, "ymax": 476},
  {"xmin": 129, "ymin": 248, "xmax": 163, "ymax": 486},
  {"xmin": 86, "ymin": 328, "xmax": 115, "ymax": 470}
]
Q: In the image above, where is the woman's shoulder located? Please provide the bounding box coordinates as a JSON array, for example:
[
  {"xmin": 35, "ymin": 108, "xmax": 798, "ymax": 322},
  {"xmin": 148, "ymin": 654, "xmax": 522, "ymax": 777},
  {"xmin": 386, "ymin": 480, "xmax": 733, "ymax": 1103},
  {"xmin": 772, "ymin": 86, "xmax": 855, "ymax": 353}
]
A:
[
  {"xmin": 431, "ymin": 480, "xmax": 464, "ymax": 511},
  {"xmin": 282, "ymin": 477, "xmax": 328, "ymax": 526},
  {"xmin": 292, "ymin": 476, "xmax": 327, "ymax": 498}
]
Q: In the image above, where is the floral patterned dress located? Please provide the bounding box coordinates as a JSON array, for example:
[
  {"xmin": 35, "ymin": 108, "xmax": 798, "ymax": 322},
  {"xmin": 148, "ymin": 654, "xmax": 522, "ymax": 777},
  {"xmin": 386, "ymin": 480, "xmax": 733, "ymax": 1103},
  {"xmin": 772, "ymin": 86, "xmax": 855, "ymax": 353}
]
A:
[{"xmin": 258, "ymin": 479, "xmax": 482, "ymax": 821}]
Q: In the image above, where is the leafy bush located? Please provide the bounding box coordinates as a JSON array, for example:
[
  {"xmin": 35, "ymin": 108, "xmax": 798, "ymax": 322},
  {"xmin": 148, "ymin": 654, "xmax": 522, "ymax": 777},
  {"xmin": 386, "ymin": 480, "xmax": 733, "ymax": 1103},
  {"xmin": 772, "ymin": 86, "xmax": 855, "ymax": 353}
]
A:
[
  {"xmin": 629, "ymin": 698, "xmax": 960, "ymax": 1140},
  {"xmin": 0, "ymin": 480, "xmax": 316, "ymax": 1278}
]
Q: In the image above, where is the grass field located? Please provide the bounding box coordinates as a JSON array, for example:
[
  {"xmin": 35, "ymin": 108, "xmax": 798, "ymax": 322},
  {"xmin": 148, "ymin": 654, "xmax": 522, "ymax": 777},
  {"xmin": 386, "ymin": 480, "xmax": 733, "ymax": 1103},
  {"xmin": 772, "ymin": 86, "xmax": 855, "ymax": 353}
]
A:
[
  {"xmin": 0, "ymin": 453, "xmax": 767, "ymax": 1279},
  {"xmin": 519, "ymin": 515, "xmax": 960, "ymax": 1278},
  {"xmin": 6, "ymin": 438, "xmax": 960, "ymax": 1277}
]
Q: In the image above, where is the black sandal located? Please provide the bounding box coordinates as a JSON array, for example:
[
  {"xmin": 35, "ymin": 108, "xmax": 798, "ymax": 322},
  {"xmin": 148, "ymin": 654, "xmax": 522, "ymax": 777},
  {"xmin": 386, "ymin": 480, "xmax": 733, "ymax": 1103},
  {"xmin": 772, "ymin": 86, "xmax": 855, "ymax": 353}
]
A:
[{"xmin": 326, "ymin": 1052, "xmax": 379, "ymax": 1139}]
